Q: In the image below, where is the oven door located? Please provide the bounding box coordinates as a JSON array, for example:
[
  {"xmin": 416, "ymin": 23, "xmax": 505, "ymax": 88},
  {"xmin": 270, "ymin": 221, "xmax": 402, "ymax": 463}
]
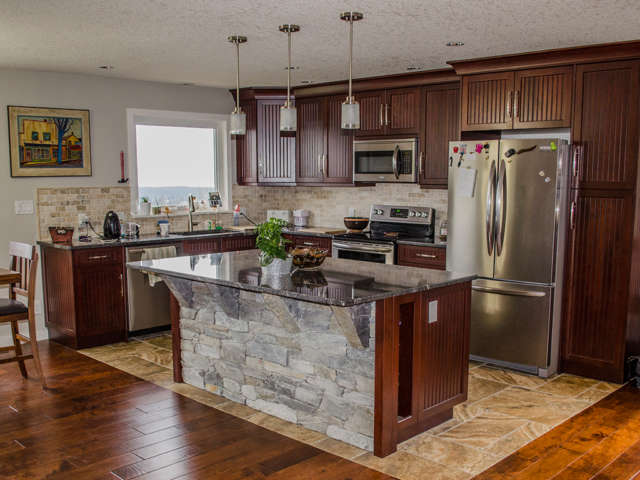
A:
[
  {"xmin": 353, "ymin": 139, "xmax": 416, "ymax": 183},
  {"xmin": 332, "ymin": 241, "xmax": 395, "ymax": 264}
]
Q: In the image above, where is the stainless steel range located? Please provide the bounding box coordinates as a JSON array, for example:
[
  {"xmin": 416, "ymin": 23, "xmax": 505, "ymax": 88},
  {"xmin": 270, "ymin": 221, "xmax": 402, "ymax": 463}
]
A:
[{"xmin": 332, "ymin": 204, "xmax": 435, "ymax": 264}]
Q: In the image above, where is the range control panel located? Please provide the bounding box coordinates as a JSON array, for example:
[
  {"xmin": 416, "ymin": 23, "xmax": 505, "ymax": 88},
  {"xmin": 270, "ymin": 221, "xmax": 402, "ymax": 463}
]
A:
[{"xmin": 370, "ymin": 204, "xmax": 435, "ymax": 224}]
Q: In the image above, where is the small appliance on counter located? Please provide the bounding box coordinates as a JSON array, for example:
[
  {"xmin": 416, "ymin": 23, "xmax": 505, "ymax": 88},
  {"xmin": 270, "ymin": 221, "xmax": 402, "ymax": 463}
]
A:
[
  {"xmin": 293, "ymin": 209, "xmax": 310, "ymax": 227},
  {"xmin": 48, "ymin": 226, "xmax": 74, "ymax": 244},
  {"xmin": 103, "ymin": 211, "xmax": 121, "ymax": 240},
  {"xmin": 267, "ymin": 209, "xmax": 291, "ymax": 224},
  {"xmin": 123, "ymin": 222, "xmax": 140, "ymax": 239}
]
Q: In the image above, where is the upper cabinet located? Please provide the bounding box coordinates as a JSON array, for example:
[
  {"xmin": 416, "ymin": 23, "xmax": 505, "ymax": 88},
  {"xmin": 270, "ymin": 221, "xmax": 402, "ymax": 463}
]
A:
[
  {"xmin": 461, "ymin": 67, "xmax": 573, "ymax": 131},
  {"xmin": 571, "ymin": 60, "xmax": 640, "ymax": 190},
  {"xmin": 296, "ymin": 95, "xmax": 353, "ymax": 185},
  {"xmin": 355, "ymin": 88, "xmax": 420, "ymax": 137},
  {"xmin": 235, "ymin": 100, "xmax": 258, "ymax": 185},
  {"xmin": 420, "ymin": 83, "xmax": 460, "ymax": 188},
  {"xmin": 257, "ymin": 98, "xmax": 296, "ymax": 184}
]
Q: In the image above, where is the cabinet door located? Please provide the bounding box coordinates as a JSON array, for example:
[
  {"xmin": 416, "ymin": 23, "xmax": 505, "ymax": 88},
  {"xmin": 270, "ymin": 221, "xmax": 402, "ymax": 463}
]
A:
[
  {"xmin": 257, "ymin": 99, "xmax": 296, "ymax": 183},
  {"xmin": 513, "ymin": 67, "xmax": 573, "ymax": 129},
  {"xmin": 561, "ymin": 189, "xmax": 634, "ymax": 383},
  {"xmin": 183, "ymin": 238, "xmax": 221, "ymax": 254},
  {"xmin": 236, "ymin": 100, "xmax": 258, "ymax": 184},
  {"xmin": 220, "ymin": 236, "xmax": 256, "ymax": 252},
  {"xmin": 74, "ymin": 264, "xmax": 126, "ymax": 343},
  {"xmin": 397, "ymin": 244, "xmax": 446, "ymax": 270},
  {"xmin": 461, "ymin": 72, "xmax": 514, "ymax": 131},
  {"xmin": 386, "ymin": 87, "xmax": 420, "ymax": 135},
  {"xmin": 325, "ymin": 95, "xmax": 353, "ymax": 184},
  {"xmin": 572, "ymin": 60, "xmax": 640, "ymax": 189},
  {"xmin": 421, "ymin": 84, "xmax": 460, "ymax": 187},
  {"xmin": 354, "ymin": 91, "xmax": 386, "ymax": 136},
  {"xmin": 296, "ymin": 98, "xmax": 326, "ymax": 183}
]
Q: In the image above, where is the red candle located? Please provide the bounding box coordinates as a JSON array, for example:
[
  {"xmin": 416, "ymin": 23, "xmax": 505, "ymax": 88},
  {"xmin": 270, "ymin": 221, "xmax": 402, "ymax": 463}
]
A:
[{"xmin": 120, "ymin": 151, "xmax": 125, "ymax": 180}]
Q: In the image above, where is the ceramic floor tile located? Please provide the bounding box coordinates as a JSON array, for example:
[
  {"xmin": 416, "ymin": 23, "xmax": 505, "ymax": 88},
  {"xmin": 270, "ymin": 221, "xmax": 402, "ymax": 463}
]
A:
[
  {"xmin": 468, "ymin": 360, "xmax": 484, "ymax": 370},
  {"xmin": 470, "ymin": 365, "xmax": 548, "ymax": 389},
  {"xmin": 142, "ymin": 335, "xmax": 173, "ymax": 350},
  {"xmin": 426, "ymin": 417, "xmax": 462, "ymax": 436},
  {"xmin": 133, "ymin": 347, "xmax": 173, "ymax": 369},
  {"xmin": 354, "ymin": 451, "xmax": 471, "ymax": 480},
  {"xmin": 313, "ymin": 437, "xmax": 368, "ymax": 460},
  {"xmin": 439, "ymin": 413, "xmax": 528, "ymax": 449},
  {"xmin": 467, "ymin": 375, "xmax": 509, "ymax": 403},
  {"xmin": 168, "ymin": 383, "xmax": 228, "ymax": 407},
  {"xmin": 537, "ymin": 374, "xmax": 600, "ymax": 397},
  {"xmin": 401, "ymin": 434, "xmax": 500, "ymax": 474},
  {"xmin": 576, "ymin": 386, "xmax": 615, "ymax": 403},
  {"xmin": 107, "ymin": 356, "xmax": 169, "ymax": 377},
  {"xmin": 248, "ymin": 412, "xmax": 328, "ymax": 445},
  {"xmin": 453, "ymin": 402, "xmax": 490, "ymax": 422},
  {"xmin": 485, "ymin": 421, "xmax": 551, "ymax": 457},
  {"xmin": 594, "ymin": 381, "xmax": 622, "ymax": 392},
  {"xmin": 214, "ymin": 400, "xmax": 260, "ymax": 419}
]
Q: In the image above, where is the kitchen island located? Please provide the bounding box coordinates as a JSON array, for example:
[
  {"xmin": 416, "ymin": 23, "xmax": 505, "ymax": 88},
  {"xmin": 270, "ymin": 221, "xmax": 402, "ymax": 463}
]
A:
[{"xmin": 127, "ymin": 250, "xmax": 473, "ymax": 457}]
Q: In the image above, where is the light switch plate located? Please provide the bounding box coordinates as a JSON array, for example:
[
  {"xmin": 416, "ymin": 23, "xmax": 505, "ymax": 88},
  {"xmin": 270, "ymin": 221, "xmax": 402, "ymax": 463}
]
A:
[
  {"xmin": 14, "ymin": 200, "xmax": 34, "ymax": 215},
  {"xmin": 428, "ymin": 300, "xmax": 438, "ymax": 324}
]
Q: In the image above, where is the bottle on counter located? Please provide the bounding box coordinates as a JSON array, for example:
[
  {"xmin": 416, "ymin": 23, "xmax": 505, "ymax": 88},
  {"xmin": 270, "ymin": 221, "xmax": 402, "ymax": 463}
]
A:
[
  {"xmin": 439, "ymin": 218, "xmax": 448, "ymax": 242},
  {"xmin": 233, "ymin": 204, "xmax": 241, "ymax": 226}
]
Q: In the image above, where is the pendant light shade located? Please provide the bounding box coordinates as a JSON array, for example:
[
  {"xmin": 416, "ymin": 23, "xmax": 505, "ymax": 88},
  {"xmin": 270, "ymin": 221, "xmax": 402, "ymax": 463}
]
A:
[
  {"xmin": 228, "ymin": 35, "xmax": 247, "ymax": 135},
  {"xmin": 279, "ymin": 24, "xmax": 299, "ymax": 132},
  {"xmin": 340, "ymin": 12, "xmax": 363, "ymax": 130}
]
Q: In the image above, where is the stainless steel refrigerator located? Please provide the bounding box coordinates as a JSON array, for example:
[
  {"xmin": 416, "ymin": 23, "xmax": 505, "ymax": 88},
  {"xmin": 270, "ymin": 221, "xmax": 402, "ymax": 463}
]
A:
[{"xmin": 447, "ymin": 139, "xmax": 569, "ymax": 376}]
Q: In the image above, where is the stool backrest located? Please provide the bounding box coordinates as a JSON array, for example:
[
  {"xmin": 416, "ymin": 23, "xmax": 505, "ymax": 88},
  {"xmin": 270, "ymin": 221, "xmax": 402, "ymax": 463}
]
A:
[{"xmin": 8, "ymin": 242, "xmax": 38, "ymax": 307}]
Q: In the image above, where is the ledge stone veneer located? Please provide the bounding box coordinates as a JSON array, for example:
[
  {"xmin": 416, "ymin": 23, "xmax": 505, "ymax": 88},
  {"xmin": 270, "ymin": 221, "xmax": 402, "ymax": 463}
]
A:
[{"xmin": 164, "ymin": 276, "xmax": 376, "ymax": 451}]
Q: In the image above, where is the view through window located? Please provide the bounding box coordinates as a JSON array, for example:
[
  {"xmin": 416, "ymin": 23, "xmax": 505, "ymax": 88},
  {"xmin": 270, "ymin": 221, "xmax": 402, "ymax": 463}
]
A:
[{"xmin": 135, "ymin": 125, "xmax": 217, "ymax": 207}]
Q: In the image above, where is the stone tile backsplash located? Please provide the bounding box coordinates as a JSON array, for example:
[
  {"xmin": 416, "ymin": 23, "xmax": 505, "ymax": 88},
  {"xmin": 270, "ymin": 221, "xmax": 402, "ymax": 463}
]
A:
[{"xmin": 36, "ymin": 184, "xmax": 448, "ymax": 240}]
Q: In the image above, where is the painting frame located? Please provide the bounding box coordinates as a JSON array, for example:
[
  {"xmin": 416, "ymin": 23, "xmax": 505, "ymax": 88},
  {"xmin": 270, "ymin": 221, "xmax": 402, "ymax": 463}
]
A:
[{"xmin": 8, "ymin": 105, "xmax": 92, "ymax": 177}]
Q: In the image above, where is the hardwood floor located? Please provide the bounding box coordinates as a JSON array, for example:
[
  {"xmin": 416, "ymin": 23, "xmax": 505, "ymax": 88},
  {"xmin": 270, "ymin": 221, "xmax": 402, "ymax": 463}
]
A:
[
  {"xmin": 472, "ymin": 381, "xmax": 640, "ymax": 479},
  {"xmin": 0, "ymin": 341, "xmax": 393, "ymax": 480}
]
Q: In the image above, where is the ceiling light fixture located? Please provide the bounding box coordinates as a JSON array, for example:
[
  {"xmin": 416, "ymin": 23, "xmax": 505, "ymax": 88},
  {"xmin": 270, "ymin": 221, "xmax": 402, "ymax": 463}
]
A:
[
  {"xmin": 446, "ymin": 41, "xmax": 464, "ymax": 47},
  {"xmin": 279, "ymin": 24, "xmax": 300, "ymax": 132},
  {"xmin": 228, "ymin": 35, "xmax": 248, "ymax": 135},
  {"xmin": 98, "ymin": 65, "xmax": 114, "ymax": 70},
  {"xmin": 340, "ymin": 11, "xmax": 363, "ymax": 130}
]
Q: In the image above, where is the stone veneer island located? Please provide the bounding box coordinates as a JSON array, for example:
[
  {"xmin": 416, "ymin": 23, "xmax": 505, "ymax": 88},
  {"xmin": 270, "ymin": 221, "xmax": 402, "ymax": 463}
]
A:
[{"xmin": 128, "ymin": 250, "xmax": 474, "ymax": 457}]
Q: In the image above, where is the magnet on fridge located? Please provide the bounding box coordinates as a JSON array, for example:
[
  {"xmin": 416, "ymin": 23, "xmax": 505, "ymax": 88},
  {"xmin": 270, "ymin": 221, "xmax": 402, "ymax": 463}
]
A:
[
  {"xmin": 449, "ymin": 156, "xmax": 454, "ymax": 166},
  {"xmin": 453, "ymin": 146, "xmax": 459, "ymax": 153},
  {"xmin": 475, "ymin": 143, "xmax": 483, "ymax": 153},
  {"xmin": 457, "ymin": 154, "xmax": 463, "ymax": 168},
  {"xmin": 460, "ymin": 144, "xmax": 467, "ymax": 154},
  {"xmin": 550, "ymin": 141, "xmax": 557, "ymax": 151}
]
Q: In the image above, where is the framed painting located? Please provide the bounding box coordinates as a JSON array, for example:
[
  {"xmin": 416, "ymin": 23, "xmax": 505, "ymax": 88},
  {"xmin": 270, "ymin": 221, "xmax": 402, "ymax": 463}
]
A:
[{"xmin": 8, "ymin": 106, "xmax": 92, "ymax": 177}]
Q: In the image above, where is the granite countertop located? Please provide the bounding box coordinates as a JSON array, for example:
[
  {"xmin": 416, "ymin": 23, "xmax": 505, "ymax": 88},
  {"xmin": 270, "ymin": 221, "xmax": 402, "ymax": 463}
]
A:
[{"xmin": 126, "ymin": 250, "xmax": 474, "ymax": 307}]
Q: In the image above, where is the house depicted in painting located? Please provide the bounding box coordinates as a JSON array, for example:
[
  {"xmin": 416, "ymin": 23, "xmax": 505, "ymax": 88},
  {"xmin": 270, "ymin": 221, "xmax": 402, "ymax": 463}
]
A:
[{"xmin": 18, "ymin": 116, "xmax": 83, "ymax": 167}]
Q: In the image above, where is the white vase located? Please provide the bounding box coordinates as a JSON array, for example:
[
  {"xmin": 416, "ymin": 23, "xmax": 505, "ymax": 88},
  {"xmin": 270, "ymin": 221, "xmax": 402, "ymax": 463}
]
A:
[
  {"xmin": 260, "ymin": 256, "xmax": 292, "ymax": 277},
  {"xmin": 139, "ymin": 202, "xmax": 151, "ymax": 216}
]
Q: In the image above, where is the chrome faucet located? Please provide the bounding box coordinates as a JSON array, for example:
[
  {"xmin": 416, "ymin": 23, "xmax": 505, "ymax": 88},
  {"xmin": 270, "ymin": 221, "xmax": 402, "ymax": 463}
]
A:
[{"xmin": 187, "ymin": 194, "xmax": 199, "ymax": 232}]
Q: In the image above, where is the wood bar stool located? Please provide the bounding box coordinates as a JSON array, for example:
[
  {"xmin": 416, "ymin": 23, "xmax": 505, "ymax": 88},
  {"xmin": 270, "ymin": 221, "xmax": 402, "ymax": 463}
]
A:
[{"xmin": 0, "ymin": 242, "xmax": 47, "ymax": 388}]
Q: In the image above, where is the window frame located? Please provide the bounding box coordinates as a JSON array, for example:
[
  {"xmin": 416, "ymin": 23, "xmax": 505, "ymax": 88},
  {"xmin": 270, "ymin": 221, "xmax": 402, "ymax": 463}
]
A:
[{"xmin": 126, "ymin": 108, "xmax": 233, "ymax": 216}]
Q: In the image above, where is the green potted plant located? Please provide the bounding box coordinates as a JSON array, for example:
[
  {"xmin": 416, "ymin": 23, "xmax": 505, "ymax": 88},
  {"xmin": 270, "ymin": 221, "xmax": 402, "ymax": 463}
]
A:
[{"xmin": 256, "ymin": 218, "xmax": 292, "ymax": 275}]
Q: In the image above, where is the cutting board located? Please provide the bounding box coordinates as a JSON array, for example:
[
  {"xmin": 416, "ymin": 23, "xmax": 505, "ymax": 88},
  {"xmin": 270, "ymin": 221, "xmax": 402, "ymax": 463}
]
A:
[{"xmin": 295, "ymin": 227, "xmax": 346, "ymax": 235}]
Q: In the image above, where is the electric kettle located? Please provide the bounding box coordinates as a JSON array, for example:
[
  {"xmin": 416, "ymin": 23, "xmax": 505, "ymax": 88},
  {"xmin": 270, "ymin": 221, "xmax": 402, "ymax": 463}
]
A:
[{"xmin": 103, "ymin": 211, "xmax": 121, "ymax": 239}]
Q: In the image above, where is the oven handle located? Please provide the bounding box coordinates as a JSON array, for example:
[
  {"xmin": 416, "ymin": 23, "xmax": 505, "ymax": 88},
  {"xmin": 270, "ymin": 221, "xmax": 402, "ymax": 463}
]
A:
[
  {"xmin": 392, "ymin": 145, "xmax": 400, "ymax": 179},
  {"xmin": 332, "ymin": 242, "xmax": 394, "ymax": 254}
]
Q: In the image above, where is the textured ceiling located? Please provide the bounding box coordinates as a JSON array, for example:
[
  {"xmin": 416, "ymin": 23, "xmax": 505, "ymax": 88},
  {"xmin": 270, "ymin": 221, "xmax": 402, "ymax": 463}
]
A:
[{"xmin": 1, "ymin": 0, "xmax": 639, "ymax": 88}]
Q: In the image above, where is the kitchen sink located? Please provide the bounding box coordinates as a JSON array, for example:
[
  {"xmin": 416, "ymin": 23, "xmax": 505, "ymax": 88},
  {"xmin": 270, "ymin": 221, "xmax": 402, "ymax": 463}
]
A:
[{"xmin": 174, "ymin": 229, "xmax": 233, "ymax": 236}]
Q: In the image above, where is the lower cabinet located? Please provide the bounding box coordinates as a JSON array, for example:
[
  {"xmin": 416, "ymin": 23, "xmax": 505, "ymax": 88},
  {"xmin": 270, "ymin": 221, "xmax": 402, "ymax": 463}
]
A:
[
  {"xmin": 42, "ymin": 246, "xmax": 127, "ymax": 349},
  {"xmin": 397, "ymin": 244, "xmax": 446, "ymax": 270}
]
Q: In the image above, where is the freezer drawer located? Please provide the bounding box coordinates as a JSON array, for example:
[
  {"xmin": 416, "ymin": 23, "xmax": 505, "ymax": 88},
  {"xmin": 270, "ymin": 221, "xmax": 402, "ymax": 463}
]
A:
[{"xmin": 470, "ymin": 279, "xmax": 552, "ymax": 370}]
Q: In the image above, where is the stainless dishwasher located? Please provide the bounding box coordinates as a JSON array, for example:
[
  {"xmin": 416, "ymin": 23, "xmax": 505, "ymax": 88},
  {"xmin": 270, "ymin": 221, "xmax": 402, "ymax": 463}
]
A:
[{"xmin": 126, "ymin": 243, "xmax": 182, "ymax": 333}]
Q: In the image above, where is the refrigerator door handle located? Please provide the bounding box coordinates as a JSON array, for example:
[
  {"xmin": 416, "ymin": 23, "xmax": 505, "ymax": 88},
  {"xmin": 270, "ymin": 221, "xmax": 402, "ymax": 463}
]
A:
[
  {"xmin": 472, "ymin": 285, "xmax": 546, "ymax": 297},
  {"xmin": 486, "ymin": 160, "xmax": 497, "ymax": 256},
  {"xmin": 495, "ymin": 160, "xmax": 507, "ymax": 256}
]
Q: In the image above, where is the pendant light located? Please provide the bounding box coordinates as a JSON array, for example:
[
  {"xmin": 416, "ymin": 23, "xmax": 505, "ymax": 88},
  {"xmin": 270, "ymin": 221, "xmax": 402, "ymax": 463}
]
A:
[
  {"xmin": 228, "ymin": 35, "xmax": 247, "ymax": 135},
  {"xmin": 340, "ymin": 12, "xmax": 363, "ymax": 129},
  {"xmin": 279, "ymin": 24, "xmax": 299, "ymax": 132}
]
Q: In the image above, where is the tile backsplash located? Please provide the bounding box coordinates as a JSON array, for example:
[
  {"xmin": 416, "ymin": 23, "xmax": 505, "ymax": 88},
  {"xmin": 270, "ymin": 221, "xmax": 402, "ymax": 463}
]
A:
[{"xmin": 36, "ymin": 184, "xmax": 448, "ymax": 240}]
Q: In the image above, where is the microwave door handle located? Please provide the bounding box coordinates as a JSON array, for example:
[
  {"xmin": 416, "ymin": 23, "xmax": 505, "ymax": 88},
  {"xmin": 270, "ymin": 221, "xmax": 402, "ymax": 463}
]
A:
[{"xmin": 392, "ymin": 145, "xmax": 400, "ymax": 179}]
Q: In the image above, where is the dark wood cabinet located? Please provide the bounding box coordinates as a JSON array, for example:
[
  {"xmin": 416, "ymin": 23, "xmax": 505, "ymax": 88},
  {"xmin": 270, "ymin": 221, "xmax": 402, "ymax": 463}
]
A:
[
  {"xmin": 257, "ymin": 98, "xmax": 296, "ymax": 184},
  {"xmin": 397, "ymin": 244, "xmax": 446, "ymax": 270},
  {"xmin": 220, "ymin": 235, "xmax": 256, "ymax": 252},
  {"xmin": 420, "ymin": 83, "xmax": 460, "ymax": 188},
  {"xmin": 296, "ymin": 95, "xmax": 353, "ymax": 185},
  {"xmin": 355, "ymin": 88, "xmax": 420, "ymax": 137},
  {"xmin": 235, "ymin": 100, "xmax": 258, "ymax": 185},
  {"xmin": 461, "ymin": 67, "xmax": 572, "ymax": 131},
  {"xmin": 571, "ymin": 60, "xmax": 640, "ymax": 190},
  {"xmin": 561, "ymin": 189, "xmax": 635, "ymax": 383},
  {"xmin": 182, "ymin": 238, "xmax": 221, "ymax": 255},
  {"xmin": 283, "ymin": 234, "xmax": 332, "ymax": 255}
]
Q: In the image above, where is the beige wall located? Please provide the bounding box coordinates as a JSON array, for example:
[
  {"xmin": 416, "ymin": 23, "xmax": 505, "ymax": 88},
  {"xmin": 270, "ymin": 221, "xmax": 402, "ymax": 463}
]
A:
[{"xmin": 0, "ymin": 68, "xmax": 234, "ymax": 345}]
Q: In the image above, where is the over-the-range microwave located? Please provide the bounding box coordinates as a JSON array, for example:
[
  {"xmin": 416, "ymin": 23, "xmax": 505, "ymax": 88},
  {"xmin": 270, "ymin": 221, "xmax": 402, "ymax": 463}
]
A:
[{"xmin": 353, "ymin": 138, "xmax": 417, "ymax": 183}]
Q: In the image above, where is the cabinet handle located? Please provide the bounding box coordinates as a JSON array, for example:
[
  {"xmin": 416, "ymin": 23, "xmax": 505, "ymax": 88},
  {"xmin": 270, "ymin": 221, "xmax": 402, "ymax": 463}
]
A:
[
  {"xmin": 88, "ymin": 255, "xmax": 108, "ymax": 260},
  {"xmin": 323, "ymin": 154, "xmax": 327, "ymax": 177},
  {"xmin": 303, "ymin": 241, "xmax": 317, "ymax": 246},
  {"xmin": 258, "ymin": 162, "xmax": 264, "ymax": 177},
  {"xmin": 120, "ymin": 273, "xmax": 124, "ymax": 297},
  {"xmin": 385, "ymin": 104, "xmax": 390, "ymax": 126},
  {"xmin": 513, "ymin": 90, "xmax": 519, "ymax": 118},
  {"xmin": 318, "ymin": 155, "xmax": 324, "ymax": 178},
  {"xmin": 416, "ymin": 253, "xmax": 437, "ymax": 259},
  {"xmin": 379, "ymin": 104, "xmax": 384, "ymax": 127},
  {"xmin": 572, "ymin": 144, "xmax": 582, "ymax": 178},
  {"xmin": 570, "ymin": 201, "xmax": 577, "ymax": 230},
  {"xmin": 505, "ymin": 91, "xmax": 512, "ymax": 119},
  {"xmin": 419, "ymin": 152, "xmax": 425, "ymax": 175}
]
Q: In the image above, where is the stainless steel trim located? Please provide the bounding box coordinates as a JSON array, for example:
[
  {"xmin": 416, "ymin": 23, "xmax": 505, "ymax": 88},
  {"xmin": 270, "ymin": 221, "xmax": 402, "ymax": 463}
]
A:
[
  {"xmin": 572, "ymin": 144, "xmax": 581, "ymax": 178},
  {"xmin": 495, "ymin": 159, "xmax": 507, "ymax": 256},
  {"xmin": 392, "ymin": 145, "xmax": 400, "ymax": 179},
  {"xmin": 486, "ymin": 160, "xmax": 496, "ymax": 256},
  {"xmin": 472, "ymin": 285, "xmax": 547, "ymax": 297},
  {"xmin": 332, "ymin": 241, "xmax": 394, "ymax": 253},
  {"xmin": 416, "ymin": 253, "xmax": 437, "ymax": 259},
  {"xmin": 379, "ymin": 104, "xmax": 384, "ymax": 127}
]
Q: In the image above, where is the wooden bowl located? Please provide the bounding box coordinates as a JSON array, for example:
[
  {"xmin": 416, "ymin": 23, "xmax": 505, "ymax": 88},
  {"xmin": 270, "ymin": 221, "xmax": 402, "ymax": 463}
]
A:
[
  {"xmin": 48, "ymin": 226, "xmax": 74, "ymax": 243},
  {"xmin": 343, "ymin": 217, "xmax": 369, "ymax": 232},
  {"xmin": 291, "ymin": 247, "xmax": 329, "ymax": 270}
]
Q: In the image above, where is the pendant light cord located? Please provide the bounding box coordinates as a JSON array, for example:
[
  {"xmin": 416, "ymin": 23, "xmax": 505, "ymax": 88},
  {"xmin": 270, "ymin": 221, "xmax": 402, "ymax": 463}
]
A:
[
  {"xmin": 287, "ymin": 30, "xmax": 292, "ymax": 105},
  {"xmin": 348, "ymin": 17, "xmax": 353, "ymax": 100},
  {"xmin": 235, "ymin": 40, "xmax": 241, "ymax": 110}
]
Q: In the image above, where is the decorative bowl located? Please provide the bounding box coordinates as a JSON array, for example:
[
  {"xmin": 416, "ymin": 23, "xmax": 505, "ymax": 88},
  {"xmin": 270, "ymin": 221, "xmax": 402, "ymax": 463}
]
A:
[
  {"xmin": 290, "ymin": 247, "xmax": 328, "ymax": 270},
  {"xmin": 48, "ymin": 226, "xmax": 74, "ymax": 243},
  {"xmin": 343, "ymin": 217, "xmax": 369, "ymax": 232}
]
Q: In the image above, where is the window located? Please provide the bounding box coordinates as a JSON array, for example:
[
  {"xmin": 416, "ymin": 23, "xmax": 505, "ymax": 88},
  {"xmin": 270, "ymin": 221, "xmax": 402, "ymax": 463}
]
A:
[
  {"xmin": 127, "ymin": 109, "xmax": 232, "ymax": 215},
  {"xmin": 43, "ymin": 132, "xmax": 51, "ymax": 141},
  {"xmin": 31, "ymin": 131, "xmax": 38, "ymax": 141}
]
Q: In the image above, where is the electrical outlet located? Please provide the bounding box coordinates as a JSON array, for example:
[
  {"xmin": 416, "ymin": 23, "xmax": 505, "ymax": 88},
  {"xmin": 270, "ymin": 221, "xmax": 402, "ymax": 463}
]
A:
[{"xmin": 78, "ymin": 213, "xmax": 89, "ymax": 225}]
